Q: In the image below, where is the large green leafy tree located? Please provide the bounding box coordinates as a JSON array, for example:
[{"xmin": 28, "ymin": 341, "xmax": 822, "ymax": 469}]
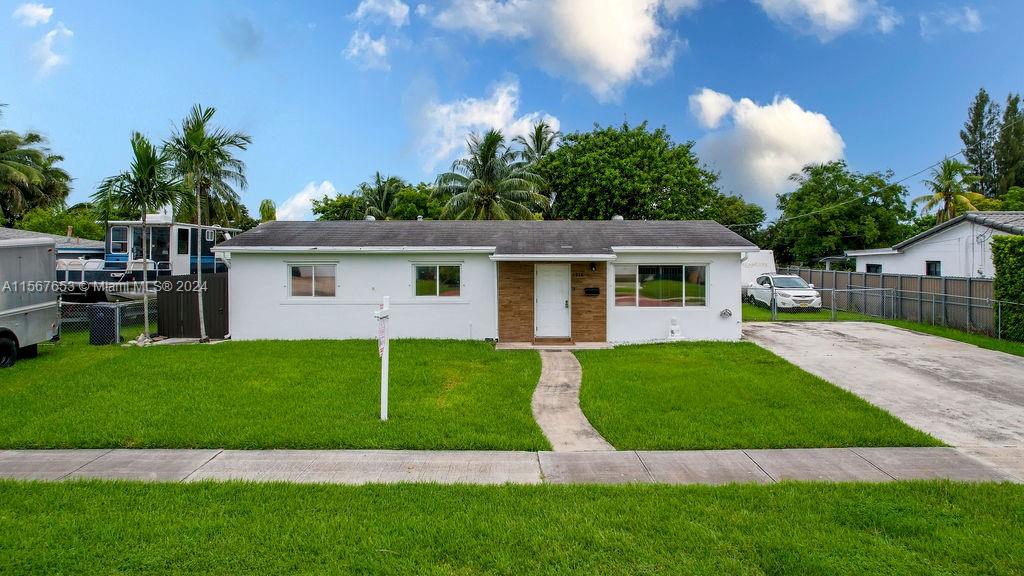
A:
[
  {"xmin": 437, "ymin": 129, "xmax": 547, "ymax": 220},
  {"xmin": 705, "ymin": 194, "xmax": 766, "ymax": 243},
  {"xmin": 164, "ymin": 104, "xmax": 251, "ymax": 342},
  {"xmin": 769, "ymin": 161, "xmax": 914, "ymax": 265},
  {"xmin": 16, "ymin": 204, "xmax": 105, "ymax": 239},
  {"xmin": 960, "ymin": 88, "xmax": 1001, "ymax": 198},
  {"xmin": 913, "ymin": 158, "xmax": 984, "ymax": 223},
  {"xmin": 93, "ymin": 132, "xmax": 180, "ymax": 339},
  {"xmin": 535, "ymin": 122, "xmax": 756, "ymax": 224},
  {"xmin": 312, "ymin": 194, "xmax": 366, "ymax": 221},
  {"xmin": 995, "ymin": 93, "xmax": 1024, "ymax": 196}
]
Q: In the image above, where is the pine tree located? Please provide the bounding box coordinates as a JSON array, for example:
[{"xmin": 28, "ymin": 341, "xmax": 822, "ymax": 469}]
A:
[
  {"xmin": 960, "ymin": 88, "xmax": 1001, "ymax": 197},
  {"xmin": 995, "ymin": 93, "xmax": 1024, "ymax": 196}
]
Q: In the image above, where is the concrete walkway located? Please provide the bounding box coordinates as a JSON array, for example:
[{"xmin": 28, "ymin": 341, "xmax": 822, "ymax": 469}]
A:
[
  {"xmin": 744, "ymin": 322, "xmax": 1024, "ymax": 447},
  {"xmin": 0, "ymin": 447, "xmax": 1017, "ymax": 485},
  {"xmin": 532, "ymin": 351, "xmax": 614, "ymax": 452}
]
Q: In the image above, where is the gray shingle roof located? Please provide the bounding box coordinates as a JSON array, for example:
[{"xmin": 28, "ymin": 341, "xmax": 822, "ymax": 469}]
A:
[
  {"xmin": 217, "ymin": 220, "xmax": 756, "ymax": 255},
  {"xmin": 0, "ymin": 227, "xmax": 104, "ymax": 250},
  {"xmin": 893, "ymin": 211, "xmax": 1024, "ymax": 250}
]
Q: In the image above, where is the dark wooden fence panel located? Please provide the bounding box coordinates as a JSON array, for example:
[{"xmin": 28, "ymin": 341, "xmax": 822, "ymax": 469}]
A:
[{"xmin": 157, "ymin": 273, "xmax": 229, "ymax": 338}]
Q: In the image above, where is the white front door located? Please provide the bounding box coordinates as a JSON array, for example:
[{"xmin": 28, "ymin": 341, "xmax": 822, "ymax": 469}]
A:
[{"xmin": 535, "ymin": 264, "xmax": 571, "ymax": 338}]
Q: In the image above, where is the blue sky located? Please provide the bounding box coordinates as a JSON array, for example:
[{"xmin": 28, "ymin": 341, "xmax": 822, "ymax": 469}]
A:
[{"xmin": 2, "ymin": 0, "xmax": 1021, "ymax": 220}]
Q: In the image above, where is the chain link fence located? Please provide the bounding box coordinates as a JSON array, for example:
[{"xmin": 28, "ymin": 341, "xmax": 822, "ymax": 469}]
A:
[
  {"xmin": 56, "ymin": 299, "xmax": 159, "ymax": 345},
  {"xmin": 745, "ymin": 287, "xmax": 896, "ymax": 322}
]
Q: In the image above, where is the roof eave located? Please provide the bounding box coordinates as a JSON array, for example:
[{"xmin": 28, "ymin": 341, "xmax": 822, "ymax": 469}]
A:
[{"xmin": 213, "ymin": 245, "xmax": 497, "ymax": 254}]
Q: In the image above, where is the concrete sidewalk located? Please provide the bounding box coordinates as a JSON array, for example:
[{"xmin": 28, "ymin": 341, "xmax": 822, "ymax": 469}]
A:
[{"xmin": 0, "ymin": 447, "xmax": 1018, "ymax": 485}]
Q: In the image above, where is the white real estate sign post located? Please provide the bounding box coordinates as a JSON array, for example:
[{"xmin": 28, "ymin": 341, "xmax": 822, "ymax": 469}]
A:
[{"xmin": 374, "ymin": 296, "xmax": 390, "ymax": 421}]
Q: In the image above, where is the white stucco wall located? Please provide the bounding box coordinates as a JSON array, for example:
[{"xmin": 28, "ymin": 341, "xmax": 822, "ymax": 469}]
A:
[
  {"xmin": 227, "ymin": 252, "xmax": 497, "ymax": 340},
  {"xmin": 854, "ymin": 221, "xmax": 1011, "ymax": 277},
  {"xmin": 227, "ymin": 249, "xmax": 745, "ymax": 342},
  {"xmin": 606, "ymin": 252, "xmax": 743, "ymax": 343}
]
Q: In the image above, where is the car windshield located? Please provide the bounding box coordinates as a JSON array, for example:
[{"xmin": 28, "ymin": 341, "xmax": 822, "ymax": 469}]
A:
[{"xmin": 772, "ymin": 277, "xmax": 810, "ymax": 288}]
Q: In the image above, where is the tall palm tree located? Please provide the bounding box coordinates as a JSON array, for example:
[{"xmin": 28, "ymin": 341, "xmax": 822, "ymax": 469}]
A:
[
  {"xmin": 93, "ymin": 133, "xmax": 180, "ymax": 339},
  {"xmin": 356, "ymin": 172, "xmax": 406, "ymax": 219},
  {"xmin": 513, "ymin": 121, "xmax": 560, "ymax": 164},
  {"xmin": 513, "ymin": 121, "xmax": 560, "ymax": 217},
  {"xmin": 914, "ymin": 158, "xmax": 986, "ymax": 224},
  {"xmin": 164, "ymin": 104, "xmax": 251, "ymax": 342},
  {"xmin": 436, "ymin": 130, "xmax": 547, "ymax": 220},
  {"xmin": 258, "ymin": 199, "xmax": 276, "ymax": 222}
]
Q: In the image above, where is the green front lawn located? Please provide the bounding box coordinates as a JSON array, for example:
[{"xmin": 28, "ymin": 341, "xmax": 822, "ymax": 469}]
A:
[
  {"xmin": 2, "ymin": 480, "xmax": 1021, "ymax": 575},
  {"xmin": 0, "ymin": 340, "xmax": 547, "ymax": 450},
  {"xmin": 577, "ymin": 342, "xmax": 941, "ymax": 450}
]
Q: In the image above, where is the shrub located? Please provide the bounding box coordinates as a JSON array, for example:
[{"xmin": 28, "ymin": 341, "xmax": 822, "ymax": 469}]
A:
[{"xmin": 992, "ymin": 235, "xmax": 1024, "ymax": 341}]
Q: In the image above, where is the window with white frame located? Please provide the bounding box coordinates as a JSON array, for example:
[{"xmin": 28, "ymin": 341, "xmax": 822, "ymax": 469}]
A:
[
  {"xmin": 110, "ymin": 226, "xmax": 129, "ymax": 254},
  {"xmin": 414, "ymin": 264, "xmax": 460, "ymax": 297},
  {"xmin": 614, "ymin": 264, "xmax": 707, "ymax": 307},
  {"xmin": 289, "ymin": 264, "xmax": 336, "ymax": 297}
]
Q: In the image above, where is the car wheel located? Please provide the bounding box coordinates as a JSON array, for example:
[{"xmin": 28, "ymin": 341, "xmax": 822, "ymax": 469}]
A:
[
  {"xmin": 18, "ymin": 344, "xmax": 38, "ymax": 359},
  {"xmin": 0, "ymin": 337, "xmax": 17, "ymax": 368}
]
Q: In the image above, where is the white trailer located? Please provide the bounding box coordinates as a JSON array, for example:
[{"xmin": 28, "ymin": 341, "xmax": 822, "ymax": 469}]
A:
[
  {"xmin": 0, "ymin": 238, "xmax": 60, "ymax": 367},
  {"xmin": 741, "ymin": 250, "xmax": 777, "ymax": 297}
]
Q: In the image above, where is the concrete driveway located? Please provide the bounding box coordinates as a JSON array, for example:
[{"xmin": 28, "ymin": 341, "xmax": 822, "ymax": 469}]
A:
[{"xmin": 744, "ymin": 322, "xmax": 1024, "ymax": 449}]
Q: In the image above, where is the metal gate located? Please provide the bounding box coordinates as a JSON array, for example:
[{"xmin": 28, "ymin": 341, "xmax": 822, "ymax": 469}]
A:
[{"xmin": 157, "ymin": 273, "xmax": 229, "ymax": 339}]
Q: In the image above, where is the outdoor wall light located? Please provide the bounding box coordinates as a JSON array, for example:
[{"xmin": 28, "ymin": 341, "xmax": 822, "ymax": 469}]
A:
[
  {"xmin": 590, "ymin": 262, "xmax": 597, "ymax": 272},
  {"xmin": 720, "ymin": 308, "xmax": 733, "ymax": 318}
]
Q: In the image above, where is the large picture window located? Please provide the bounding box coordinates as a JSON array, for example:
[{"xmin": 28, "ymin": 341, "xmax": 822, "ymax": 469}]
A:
[
  {"xmin": 289, "ymin": 264, "xmax": 336, "ymax": 297},
  {"xmin": 614, "ymin": 264, "xmax": 707, "ymax": 308},
  {"xmin": 415, "ymin": 265, "xmax": 461, "ymax": 297}
]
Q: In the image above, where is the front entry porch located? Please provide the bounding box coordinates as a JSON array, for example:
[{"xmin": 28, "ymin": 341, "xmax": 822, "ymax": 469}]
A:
[{"xmin": 496, "ymin": 260, "xmax": 608, "ymax": 344}]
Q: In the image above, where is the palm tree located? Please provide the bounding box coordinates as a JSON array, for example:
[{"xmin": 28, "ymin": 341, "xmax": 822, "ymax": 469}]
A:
[
  {"xmin": 164, "ymin": 104, "xmax": 251, "ymax": 342},
  {"xmin": 355, "ymin": 172, "xmax": 406, "ymax": 219},
  {"xmin": 436, "ymin": 130, "xmax": 547, "ymax": 220},
  {"xmin": 258, "ymin": 199, "xmax": 276, "ymax": 222},
  {"xmin": 93, "ymin": 133, "xmax": 180, "ymax": 339},
  {"xmin": 914, "ymin": 158, "xmax": 986, "ymax": 224},
  {"xmin": 513, "ymin": 121, "xmax": 560, "ymax": 164},
  {"xmin": 513, "ymin": 121, "xmax": 560, "ymax": 217}
]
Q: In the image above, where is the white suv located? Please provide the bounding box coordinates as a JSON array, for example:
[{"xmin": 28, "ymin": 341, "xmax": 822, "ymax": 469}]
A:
[{"xmin": 747, "ymin": 274, "xmax": 822, "ymax": 311}]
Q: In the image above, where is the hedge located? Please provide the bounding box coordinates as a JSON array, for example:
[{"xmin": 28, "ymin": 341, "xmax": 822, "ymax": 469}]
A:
[{"xmin": 992, "ymin": 234, "xmax": 1024, "ymax": 341}]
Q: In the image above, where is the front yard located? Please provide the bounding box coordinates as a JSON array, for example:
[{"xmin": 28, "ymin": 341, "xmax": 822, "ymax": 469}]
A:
[
  {"xmin": 1, "ymin": 480, "xmax": 1021, "ymax": 575},
  {"xmin": 576, "ymin": 342, "xmax": 941, "ymax": 450},
  {"xmin": 0, "ymin": 340, "xmax": 547, "ymax": 450}
]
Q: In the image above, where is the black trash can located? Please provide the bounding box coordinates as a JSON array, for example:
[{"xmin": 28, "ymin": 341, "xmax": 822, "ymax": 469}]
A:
[{"xmin": 88, "ymin": 303, "xmax": 121, "ymax": 345}]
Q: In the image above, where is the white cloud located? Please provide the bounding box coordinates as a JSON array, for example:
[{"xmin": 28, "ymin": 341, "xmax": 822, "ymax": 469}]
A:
[
  {"xmin": 920, "ymin": 6, "xmax": 982, "ymax": 38},
  {"xmin": 416, "ymin": 77, "xmax": 559, "ymax": 171},
  {"xmin": 278, "ymin": 181, "xmax": 336, "ymax": 221},
  {"xmin": 11, "ymin": 3, "xmax": 52, "ymax": 27},
  {"xmin": 689, "ymin": 88, "xmax": 735, "ymax": 129},
  {"xmin": 753, "ymin": 0, "xmax": 899, "ymax": 41},
  {"xmin": 431, "ymin": 0, "xmax": 683, "ymax": 102},
  {"xmin": 415, "ymin": 3, "xmax": 431, "ymax": 17},
  {"xmin": 33, "ymin": 21, "xmax": 72, "ymax": 76},
  {"xmin": 352, "ymin": 0, "xmax": 410, "ymax": 27},
  {"xmin": 343, "ymin": 31, "xmax": 390, "ymax": 70},
  {"xmin": 690, "ymin": 89, "xmax": 845, "ymax": 206}
]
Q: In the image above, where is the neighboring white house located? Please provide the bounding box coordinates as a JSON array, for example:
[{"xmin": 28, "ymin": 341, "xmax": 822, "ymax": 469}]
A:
[
  {"xmin": 846, "ymin": 212, "xmax": 1024, "ymax": 278},
  {"xmin": 214, "ymin": 220, "xmax": 757, "ymax": 344}
]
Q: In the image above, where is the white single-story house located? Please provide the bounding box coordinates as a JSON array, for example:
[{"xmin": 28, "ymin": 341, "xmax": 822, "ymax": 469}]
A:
[
  {"xmin": 846, "ymin": 212, "xmax": 1024, "ymax": 278},
  {"xmin": 214, "ymin": 219, "xmax": 757, "ymax": 344}
]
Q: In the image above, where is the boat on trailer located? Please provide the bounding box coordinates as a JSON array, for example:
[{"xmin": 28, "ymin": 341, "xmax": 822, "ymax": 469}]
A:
[{"xmin": 55, "ymin": 213, "xmax": 238, "ymax": 301}]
